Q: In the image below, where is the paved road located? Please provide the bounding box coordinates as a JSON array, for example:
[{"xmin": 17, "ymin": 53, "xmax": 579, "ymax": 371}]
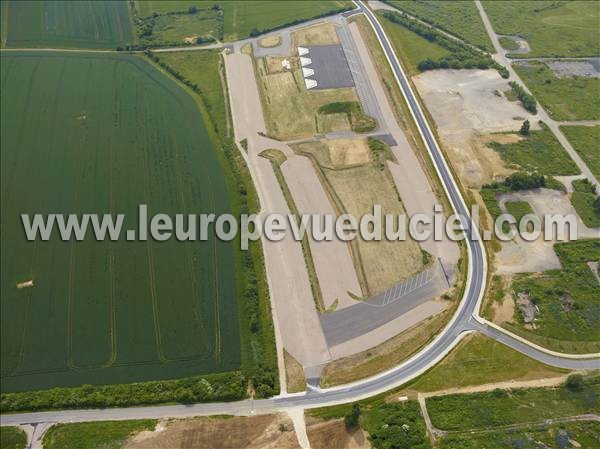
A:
[{"xmin": 2, "ymin": 0, "xmax": 599, "ymax": 432}]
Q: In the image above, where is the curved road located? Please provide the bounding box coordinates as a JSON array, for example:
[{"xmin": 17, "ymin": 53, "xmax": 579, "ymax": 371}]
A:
[{"xmin": 1, "ymin": 0, "xmax": 598, "ymax": 431}]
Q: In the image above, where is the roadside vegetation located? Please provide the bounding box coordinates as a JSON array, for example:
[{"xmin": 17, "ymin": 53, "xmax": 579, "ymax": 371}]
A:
[
  {"xmin": 561, "ymin": 125, "xmax": 600, "ymax": 179},
  {"xmin": 507, "ymin": 81, "xmax": 537, "ymax": 114},
  {"xmin": 570, "ymin": 179, "xmax": 600, "ymax": 228},
  {"xmin": 134, "ymin": 1, "xmax": 352, "ymax": 43},
  {"xmin": 379, "ymin": 10, "xmax": 508, "ymax": 78},
  {"xmin": 0, "ymin": 426, "xmax": 27, "ymax": 449},
  {"xmin": 504, "ymin": 239, "xmax": 600, "ymax": 354},
  {"xmin": 427, "ymin": 375, "xmax": 600, "ymax": 431},
  {"xmin": 401, "ymin": 334, "xmax": 567, "ymax": 394},
  {"xmin": 43, "ymin": 420, "xmax": 157, "ymax": 449},
  {"xmin": 383, "ymin": 0, "xmax": 494, "ymax": 52},
  {"xmin": 498, "ymin": 36, "xmax": 520, "ymax": 51},
  {"xmin": 488, "ymin": 125, "xmax": 579, "ymax": 175},
  {"xmin": 514, "ymin": 62, "xmax": 600, "ymax": 120},
  {"xmin": 481, "ymin": 1, "xmax": 600, "ymax": 58}
]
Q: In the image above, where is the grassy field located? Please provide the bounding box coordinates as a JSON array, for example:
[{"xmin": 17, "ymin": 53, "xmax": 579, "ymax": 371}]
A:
[
  {"xmin": 43, "ymin": 420, "xmax": 156, "ymax": 449},
  {"xmin": 0, "ymin": 52, "xmax": 241, "ymax": 392},
  {"xmin": 561, "ymin": 125, "xmax": 600, "ymax": 180},
  {"xmin": 481, "ymin": 1, "xmax": 600, "ymax": 58},
  {"xmin": 498, "ymin": 36, "xmax": 519, "ymax": 51},
  {"xmin": 376, "ymin": 10, "xmax": 451, "ymax": 75},
  {"xmin": 506, "ymin": 240, "xmax": 600, "ymax": 352},
  {"xmin": 256, "ymin": 58, "xmax": 358, "ymax": 140},
  {"xmin": 488, "ymin": 127, "xmax": 580, "ymax": 176},
  {"xmin": 4, "ymin": 0, "xmax": 135, "ymax": 49},
  {"xmin": 137, "ymin": 7, "xmax": 222, "ymax": 46},
  {"xmin": 505, "ymin": 200, "xmax": 535, "ymax": 225},
  {"xmin": 403, "ymin": 334, "xmax": 567, "ymax": 393},
  {"xmin": 384, "ymin": 0, "xmax": 493, "ymax": 52},
  {"xmin": 514, "ymin": 62, "xmax": 600, "ymax": 121},
  {"xmin": 135, "ymin": 1, "xmax": 351, "ymax": 41},
  {"xmin": 293, "ymin": 139, "xmax": 424, "ymax": 296},
  {"xmin": 427, "ymin": 377, "xmax": 600, "ymax": 431},
  {"xmin": 0, "ymin": 426, "xmax": 26, "ymax": 449},
  {"xmin": 571, "ymin": 191, "xmax": 600, "ymax": 228},
  {"xmin": 440, "ymin": 420, "xmax": 600, "ymax": 448}
]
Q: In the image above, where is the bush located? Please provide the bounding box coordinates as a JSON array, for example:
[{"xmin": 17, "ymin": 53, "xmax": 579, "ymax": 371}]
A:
[
  {"xmin": 509, "ymin": 81, "xmax": 537, "ymax": 114},
  {"xmin": 566, "ymin": 374, "xmax": 584, "ymax": 391},
  {"xmin": 344, "ymin": 403, "xmax": 361, "ymax": 429}
]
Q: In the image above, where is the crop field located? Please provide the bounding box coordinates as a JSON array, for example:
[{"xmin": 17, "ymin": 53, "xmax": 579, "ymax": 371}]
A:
[
  {"xmin": 4, "ymin": 0, "xmax": 135, "ymax": 49},
  {"xmin": 135, "ymin": 1, "xmax": 351, "ymax": 41},
  {"xmin": 385, "ymin": 0, "xmax": 494, "ymax": 52},
  {"xmin": 561, "ymin": 125, "xmax": 600, "ymax": 180},
  {"xmin": 481, "ymin": 1, "xmax": 600, "ymax": 58},
  {"xmin": 0, "ymin": 52, "xmax": 240, "ymax": 392},
  {"xmin": 514, "ymin": 62, "xmax": 600, "ymax": 121}
]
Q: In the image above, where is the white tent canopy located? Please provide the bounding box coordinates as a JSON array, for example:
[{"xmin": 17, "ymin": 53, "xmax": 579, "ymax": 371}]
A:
[
  {"xmin": 304, "ymin": 78, "xmax": 317, "ymax": 89},
  {"xmin": 297, "ymin": 46, "xmax": 309, "ymax": 56}
]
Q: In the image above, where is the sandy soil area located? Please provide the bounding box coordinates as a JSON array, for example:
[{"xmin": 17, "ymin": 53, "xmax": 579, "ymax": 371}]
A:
[
  {"xmin": 124, "ymin": 415, "xmax": 301, "ymax": 449},
  {"xmin": 306, "ymin": 418, "xmax": 371, "ymax": 449},
  {"xmin": 413, "ymin": 69, "xmax": 540, "ymax": 188},
  {"xmin": 495, "ymin": 188, "xmax": 599, "ymax": 274}
]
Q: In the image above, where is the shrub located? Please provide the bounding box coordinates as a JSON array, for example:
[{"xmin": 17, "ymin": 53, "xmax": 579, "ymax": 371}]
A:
[
  {"xmin": 344, "ymin": 403, "xmax": 361, "ymax": 429},
  {"xmin": 509, "ymin": 81, "xmax": 537, "ymax": 114}
]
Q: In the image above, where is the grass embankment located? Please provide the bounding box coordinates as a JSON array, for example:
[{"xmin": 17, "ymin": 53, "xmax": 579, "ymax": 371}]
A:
[
  {"xmin": 481, "ymin": 1, "xmax": 599, "ymax": 58},
  {"xmin": 488, "ymin": 125, "xmax": 579, "ymax": 175},
  {"xmin": 133, "ymin": 1, "xmax": 352, "ymax": 44},
  {"xmin": 505, "ymin": 239, "xmax": 600, "ymax": 354},
  {"xmin": 0, "ymin": 427, "xmax": 27, "ymax": 449},
  {"xmin": 571, "ymin": 179, "xmax": 600, "ymax": 228},
  {"xmin": 561, "ymin": 125, "xmax": 600, "ymax": 180},
  {"xmin": 318, "ymin": 102, "xmax": 377, "ymax": 133},
  {"xmin": 383, "ymin": 0, "xmax": 494, "ymax": 52},
  {"xmin": 43, "ymin": 420, "xmax": 157, "ymax": 449},
  {"xmin": 514, "ymin": 62, "xmax": 600, "ymax": 121},
  {"xmin": 440, "ymin": 421, "xmax": 600, "ymax": 449},
  {"xmin": 401, "ymin": 334, "xmax": 567, "ymax": 394},
  {"xmin": 378, "ymin": 10, "xmax": 508, "ymax": 78},
  {"xmin": 427, "ymin": 376, "xmax": 600, "ymax": 431},
  {"xmin": 284, "ymin": 350, "xmax": 307, "ymax": 393}
]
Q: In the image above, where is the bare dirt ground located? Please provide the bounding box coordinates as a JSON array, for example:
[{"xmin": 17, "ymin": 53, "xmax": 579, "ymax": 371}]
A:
[
  {"xmin": 547, "ymin": 59, "xmax": 600, "ymax": 78},
  {"xmin": 327, "ymin": 138, "xmax": 371, "ymax": 166},
  {"xmin": 259, "ymin": 34, "xmax": 282, "ymax": 48},
  {"xmin": 293, "ymin": 22, "xmax": 340, "ymax": 46},
  {"xmin": 306, "ymin": 418, "xmax": 371, "ymax": 449},
  {"xmin": 495, "ymin": 188, "xmax": 599, "ymax": 274},
  {"xmin": 413, "ymin": 69, "xmax": 540, "ymax": 188},
  {"xmin": 124, "ymin": 415, "xmax": 301, "ymax": 449},
  {"xmin": 492, "ymin": 287, "xmax": 516, "ymax": 325}
]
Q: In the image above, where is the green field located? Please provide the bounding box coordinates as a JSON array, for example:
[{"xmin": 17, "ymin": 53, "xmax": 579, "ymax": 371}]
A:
[
  {"xmin": 377, "ymin": 11, "xmax": 450, "ymax": 75},
  {"xmin": 561, "ymin": 125, "xmax": 600, "ymax": 179},
  {"xmin": 481, "ymin": 1, "xmax": 600, "ymax": 58},
  {"xmin": 571, "ymin": 191, "xmax": 600, "ymax": 228},
  {"xmin": 384, "ymin": 0, "xmax": 493, "ymax": 52},
  {"xmin": 403, "ymin": 334, "xmax": 566, "ymax": 393},
  {"xmin": 43, "ymin": 420, "xmax": 156, "ymax": 449},
  {"xmin": 4, "ymin": 0, "xmax": 135, "ymax": 49},
  {"xmin": 505, "ymin": 200, "xmax": 535, "ymax": 225},
  {"xmin": 0, "ymin": 52, "xmax": 241, "ymax": 392},
  {"xmin": 498, "ymin": 36, "xmax": 519, "ymax": 51},
  {"xmin": 506, "ymin": 240, "xmax": 600, "ymax": 351},
  {"xmin": 514, "ymin": 62, "xmax": 600, "ymax": 121},
  {"xmin": 0, "ymin": 426, "xmax": 26, "ymax": 449},
  {"xmin": 440, "ymin": 421, "xmax": 600, "ymax": 449},
  {"xmin": 427, "ymin": 377, "xmax": 600, "ymax": 431},
  {"xmin": 135, "ymin": 1, "xmax": 352, "ymax": 41},
  {"xmin": 488, "ymin": 126, "xmax": 580, "ymax": 176}
]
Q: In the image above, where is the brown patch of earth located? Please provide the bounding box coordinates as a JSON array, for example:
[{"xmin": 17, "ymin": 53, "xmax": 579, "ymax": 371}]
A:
[
  {"xmin": 259, "ymin": 34, "xmax": 282, "ymax": 48},
  {"xmin": 306, "ymin": 418, "xmax": 371, "ymax": 449},
  {"xmin": 124, "ymin": 414, "xmax": 301, "ymax": 449},
  {"xmin": 327, "ymin": 138, "xmax": 370, "ymax": 166},
  {"xmin": 492, "ymin": 285, "xmax": 516, "ymax": 325},
  {"xmin": 294, "ymin": 23, "xmax": 339, "ymax": 46}
]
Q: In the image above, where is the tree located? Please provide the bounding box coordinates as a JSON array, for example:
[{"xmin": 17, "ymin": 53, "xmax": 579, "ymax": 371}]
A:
[
  {"xmin": 188, "ymin": 6, "xmax": 198, "ymax": 14},
  {"xmin": 344, "ymin": 403, "xmax": 361, "ymax": 429},
  {"xmin": 520, "ymin": 119, "xmax": 530, "ymax": 136},
  {"xmin": 565, "ymin": 373, "xmax": 584, "ymax": 391}
]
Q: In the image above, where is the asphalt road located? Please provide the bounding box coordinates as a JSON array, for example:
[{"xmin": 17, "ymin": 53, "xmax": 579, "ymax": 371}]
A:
[{"xmin": 1, "ymin": 0, "xmax": 598, "ymax": 431}]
